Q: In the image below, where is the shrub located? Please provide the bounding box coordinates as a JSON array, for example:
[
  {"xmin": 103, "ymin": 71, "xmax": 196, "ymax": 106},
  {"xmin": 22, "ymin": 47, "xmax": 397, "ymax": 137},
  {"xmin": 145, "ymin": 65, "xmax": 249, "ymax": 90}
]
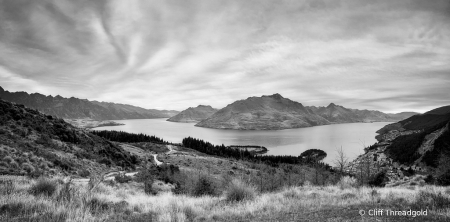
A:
[
  {"xmin": 115, "ymin": 174, "xmax": 132, "ymax": 183},
  {"xmin": 337, "ymin": 176, "xmax": 358, "ymax": 189},
  {"xmin": 193, "ymin": 175, "xmax": 218, "ymax": 197},
  {"xmin": 0, "ymin": 202, "xmax": 26, "ymax": 217},
  {"xmin": 87, "ymin": 197, "xmax": 112, "ymax": 214},
  {"xmin": 144, "ymin": 180, "xmax": 156, "ymax": 195},
  {"xmin": 368, "ymin": 171, "xmax": 388, "ymax": 187},
  {"xmin": 78, "ymin": 169, "xmax": 91, "ymax": 177},
  {"xmin": 225, "ymin": 178, "xmax": 256, "ymax": 202},
  {"xmin": 21, "ymin": 162, "xmax": 35, "ymax": 174},
  {"xmin": 436, "ymin": 170, "xmax": 450, "ymax": 186},
  {"xmin": 3, "ymin": 156, "xmax": 13, "ymax": 163},
  {"xmin": 424, "ymin": 175, "xmax": 434, "ymax": 184},
  {"xmin": 28, "ymin": 178, "xmax": 57, "ymax": 197},
  {"xmin": 341, "ymin": 193, "xmax": 357, "ymax": 199},
  {"xmin": 56, "ymin": 181, "xmax": 73, "ymax": 202},
  {"xmin": 412, "ymin": 191, "xmax": 450, "ymax": 210}
]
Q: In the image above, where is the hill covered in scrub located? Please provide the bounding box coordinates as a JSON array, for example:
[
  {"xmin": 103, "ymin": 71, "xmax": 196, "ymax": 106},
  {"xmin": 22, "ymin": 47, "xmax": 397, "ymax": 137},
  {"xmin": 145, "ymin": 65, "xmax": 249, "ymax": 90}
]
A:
[
  {"xmin": 196, "ymin": 93, "xmax": 417, "ymax": 130},
  {"xmin": 0, "ymin": 99, "xmax": 139, "ymax": 177},
  {"xmin": 0, "ymin": 86, "xmax": 178, "ymax": 120},
  {"xmin": 348, "ymin": 105, "xmax": 450, "ymax": 186},
  {"xmin": 167, "ymin": 105, "xmax": 217, "ymax": 123}
]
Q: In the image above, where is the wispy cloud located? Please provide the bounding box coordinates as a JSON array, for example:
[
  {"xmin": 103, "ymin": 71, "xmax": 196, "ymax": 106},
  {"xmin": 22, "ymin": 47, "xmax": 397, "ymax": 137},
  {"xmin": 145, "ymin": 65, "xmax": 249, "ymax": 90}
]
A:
[{"xmin": 0, "ymin": 0, "xmax": 449, "ymax": 112}]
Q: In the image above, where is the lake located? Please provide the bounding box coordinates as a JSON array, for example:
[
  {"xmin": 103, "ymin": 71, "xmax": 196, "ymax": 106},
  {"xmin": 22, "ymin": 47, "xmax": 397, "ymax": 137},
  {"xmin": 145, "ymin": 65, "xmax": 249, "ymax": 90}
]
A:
[{"xmin": 95, "ymin": 119, "xmax": 390, "ymax": 164}]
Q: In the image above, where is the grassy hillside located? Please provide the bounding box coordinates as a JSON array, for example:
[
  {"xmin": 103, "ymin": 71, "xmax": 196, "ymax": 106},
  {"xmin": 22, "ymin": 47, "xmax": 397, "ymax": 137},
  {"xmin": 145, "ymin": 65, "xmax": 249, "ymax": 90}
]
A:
[{"xmin": 0, "ymin": 99, "xmax": 138, "ymax": 177}]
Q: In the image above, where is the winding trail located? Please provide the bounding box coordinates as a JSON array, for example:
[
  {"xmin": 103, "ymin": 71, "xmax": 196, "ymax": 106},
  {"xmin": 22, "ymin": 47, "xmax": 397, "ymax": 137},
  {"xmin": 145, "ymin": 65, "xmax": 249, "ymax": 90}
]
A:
[
  {"xmin": 152, "ymin": 154, "xmax": 163, "ymax": 166},
  {"xmin": 152, "ymin": 144, "xmax": 174, "ymax": 166},
  {"xmin": 72, "ymin": 144, "xmax": 175, "ymax": 184}
]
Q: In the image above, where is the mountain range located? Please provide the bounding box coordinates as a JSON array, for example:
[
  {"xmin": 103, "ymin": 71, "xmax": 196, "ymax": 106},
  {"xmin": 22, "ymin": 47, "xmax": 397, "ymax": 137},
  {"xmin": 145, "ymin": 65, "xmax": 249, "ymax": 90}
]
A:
[
  {"xmin": 195, "ymin": 93, "xmax": 418, "ymax": 130},
  {"xmin": 167, "ymin": 105, "xmax": 218, "ymax": 123},
  {"xmin": 0, "ymin": 86, "xmax": 179, "ymax": 120}
]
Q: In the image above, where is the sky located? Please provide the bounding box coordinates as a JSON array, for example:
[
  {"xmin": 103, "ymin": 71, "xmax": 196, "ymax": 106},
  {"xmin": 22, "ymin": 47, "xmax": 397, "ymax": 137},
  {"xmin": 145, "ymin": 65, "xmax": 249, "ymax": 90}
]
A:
[{"xmin": 0, "ymin": 0, "xmax": 449, "ymax": 113}]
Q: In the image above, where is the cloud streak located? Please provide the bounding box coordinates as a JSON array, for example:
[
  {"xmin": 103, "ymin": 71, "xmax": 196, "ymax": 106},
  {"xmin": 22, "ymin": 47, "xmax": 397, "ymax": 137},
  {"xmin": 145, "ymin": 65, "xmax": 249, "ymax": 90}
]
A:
[{"xmin": 0, "ymin": 0, "xmax": 449, "ymax": 113}]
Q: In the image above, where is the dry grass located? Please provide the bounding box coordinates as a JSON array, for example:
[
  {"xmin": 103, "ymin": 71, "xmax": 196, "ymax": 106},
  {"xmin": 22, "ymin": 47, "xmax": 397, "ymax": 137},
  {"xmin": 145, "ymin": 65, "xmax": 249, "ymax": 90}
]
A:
[{"xmin": 1, "ymin": 176, "xmax": 450, "ymax": 222}]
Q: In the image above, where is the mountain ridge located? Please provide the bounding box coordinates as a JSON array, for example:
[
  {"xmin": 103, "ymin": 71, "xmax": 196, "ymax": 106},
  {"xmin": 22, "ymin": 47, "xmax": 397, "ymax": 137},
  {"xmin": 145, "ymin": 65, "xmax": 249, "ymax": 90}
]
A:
[
  {"xmin": 196, "ymin": 93, "xmax": 418, "ymax": 130},
  {"xmin": 0, "ymin": 87, "xmax": 179, "ymax": 120}
]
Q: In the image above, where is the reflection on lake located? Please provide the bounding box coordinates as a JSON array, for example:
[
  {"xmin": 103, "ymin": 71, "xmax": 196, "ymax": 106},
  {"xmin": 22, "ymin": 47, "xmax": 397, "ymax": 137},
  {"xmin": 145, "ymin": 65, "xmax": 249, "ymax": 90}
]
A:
[{"xmin": 95, "ymin": 119, "xmax": 390, "ymax": 164}]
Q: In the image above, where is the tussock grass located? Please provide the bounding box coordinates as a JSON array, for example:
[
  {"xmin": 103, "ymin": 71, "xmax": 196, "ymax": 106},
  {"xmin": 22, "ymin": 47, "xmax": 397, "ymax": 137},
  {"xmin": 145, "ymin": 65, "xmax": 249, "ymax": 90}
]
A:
[
  {"xmin": 1, "ymin": 177, "xmax": 450, "ymax": 221},
  {"xmin": 225, "ymin": 178, "xmax": 256, "ymax": 202},
  {"xmin": 28, "ymin": 178, "xmax": 57, "ymax": 197}
]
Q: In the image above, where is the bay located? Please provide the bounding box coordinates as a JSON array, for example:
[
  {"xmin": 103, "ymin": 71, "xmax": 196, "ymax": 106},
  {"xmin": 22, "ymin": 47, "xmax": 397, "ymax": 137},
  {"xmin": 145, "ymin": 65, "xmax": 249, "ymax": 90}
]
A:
[{"xmin": 95, "ymin": 119, "xmax": 390, "ymax": 164}]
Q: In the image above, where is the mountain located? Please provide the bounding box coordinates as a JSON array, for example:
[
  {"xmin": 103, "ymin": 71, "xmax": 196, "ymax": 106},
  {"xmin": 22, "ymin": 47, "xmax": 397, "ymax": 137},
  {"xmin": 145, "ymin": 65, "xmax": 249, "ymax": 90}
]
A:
[
  {"xmin": 0, "ymin": 99, "xmax": 138, "ymax": 176},
  {"xmin": 195, "ymin": 93, "xmax": 417, "ymax": 130},
  {"xmin": 167, "ymin": 105, "xmax": 218, "ymax": 123},
  {"xmin": 307, "ymin": 103, "xmax": 415, "ymax": 123},
  {"xmin": 0, "ymin": 86, "xmax": 179, "ymax": 120},
  {"xmin": 348, "ymin": 105, "xmax": 450, "ymax": 185}
]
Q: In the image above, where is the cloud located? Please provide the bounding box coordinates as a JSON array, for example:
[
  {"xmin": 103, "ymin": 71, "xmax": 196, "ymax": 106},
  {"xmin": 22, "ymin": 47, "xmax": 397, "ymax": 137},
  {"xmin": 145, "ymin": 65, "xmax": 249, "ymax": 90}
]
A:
[{"xmin": 0, "ymin": 0, "xmax": 449, "ymax": 113}]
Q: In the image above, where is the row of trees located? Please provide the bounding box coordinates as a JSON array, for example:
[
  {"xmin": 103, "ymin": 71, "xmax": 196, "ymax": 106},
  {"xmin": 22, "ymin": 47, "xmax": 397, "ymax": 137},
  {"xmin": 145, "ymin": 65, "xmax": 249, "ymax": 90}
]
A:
[
  {"xmin": 182, "ymin": 137, "xmax": 332, "ymax": 169},
  {"xmin": 92, "ymin": 130, "xmax": 167, "ymax": 144}
]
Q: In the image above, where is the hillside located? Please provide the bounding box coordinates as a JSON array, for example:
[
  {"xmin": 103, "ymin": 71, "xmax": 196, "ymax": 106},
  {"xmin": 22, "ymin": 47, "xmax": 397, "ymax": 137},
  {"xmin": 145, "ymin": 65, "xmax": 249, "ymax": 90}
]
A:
[
  {"xmin": 0, "ymin": 86, "xmax": 178, "ymax": 120},
  {"xmin": 167, "ymin": 105, "xmax": 218, "ymax": 123},
  {"xmin": 348, "ymin": 105, "xmax": 450, "ymax": 186},
  {"xmin": 0, "ymin": 99, "xmax": 139, "ymax": 177},
  {"xmin": 196, "ymin": 93, "xmax": 416, "ymax": 130}
]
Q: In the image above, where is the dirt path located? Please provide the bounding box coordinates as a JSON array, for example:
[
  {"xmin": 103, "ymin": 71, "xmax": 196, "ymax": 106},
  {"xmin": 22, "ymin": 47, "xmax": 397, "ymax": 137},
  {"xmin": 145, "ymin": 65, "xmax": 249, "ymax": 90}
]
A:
[
  {"xmin": 152, "ymin": 144, "xmax": 175, "ymax": 166},
  {"xmin": 152, "ymin": 154, "xmax": 163, "ymax": 166}
]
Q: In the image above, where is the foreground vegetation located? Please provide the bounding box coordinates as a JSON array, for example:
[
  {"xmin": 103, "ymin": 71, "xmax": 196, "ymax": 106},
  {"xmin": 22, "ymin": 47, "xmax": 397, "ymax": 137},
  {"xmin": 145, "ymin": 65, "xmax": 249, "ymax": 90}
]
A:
[{"xmin": 1, "ymin": 175, "xmax": 450, "ymax": 222}]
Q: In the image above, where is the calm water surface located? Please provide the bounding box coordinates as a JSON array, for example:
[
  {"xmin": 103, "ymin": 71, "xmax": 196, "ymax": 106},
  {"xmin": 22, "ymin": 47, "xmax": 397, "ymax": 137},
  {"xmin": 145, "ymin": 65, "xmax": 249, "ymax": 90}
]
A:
[{"xmin": 96, "ymin": 119, "xmax": 390, "ymax": 164}]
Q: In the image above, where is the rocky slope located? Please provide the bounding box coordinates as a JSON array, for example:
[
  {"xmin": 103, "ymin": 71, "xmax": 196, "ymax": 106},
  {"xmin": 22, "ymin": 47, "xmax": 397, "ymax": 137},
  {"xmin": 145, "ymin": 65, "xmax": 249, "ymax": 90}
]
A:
[
  {"xmin": 347, "ymin": 105, "xmax": 450, "ymax": 185},
  {"xmin": 195, "ymin": 93, "xmax": 417, "ymax": 130},
  {"xmin": 0, "ymin": 86, "xmax": 179, "ymax": 120},
  {"xmin": 167, "ymin": 105, "xmax": 218, "ymax": 123},
  {"xmin": 0, "ymin": 99, "xmax": 139, "ymax": 176}
]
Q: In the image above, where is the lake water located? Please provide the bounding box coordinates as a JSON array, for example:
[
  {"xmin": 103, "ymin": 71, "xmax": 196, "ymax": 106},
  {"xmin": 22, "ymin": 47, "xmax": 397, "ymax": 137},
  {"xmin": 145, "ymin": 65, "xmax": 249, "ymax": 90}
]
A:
[{"xmin": 95, "ymin": 119, "xmax": 390, "ymax": 164}]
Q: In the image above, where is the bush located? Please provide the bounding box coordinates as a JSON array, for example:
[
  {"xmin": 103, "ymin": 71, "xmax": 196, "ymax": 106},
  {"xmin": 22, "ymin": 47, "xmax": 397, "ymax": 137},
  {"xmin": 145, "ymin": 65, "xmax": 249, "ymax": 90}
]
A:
[
  {"xmin": 115, "ymin": 174, "xmax": 132, "ymax": 183},
  {"xmin": 56, "ymin": 181, "xmax": 73, "ymax": 202},
  {"xmin": 368, "ymin": 171, "xmax": 388, "ymax": 187},
  {"xmin": 436, "ymin": 170, "xmax": 450, "ymax": 186},
  {"xmin": 87, "ymin": 197, "xmax": 112, "ymax": 214},
  {"xmin": 337, "ymin": 176, "xmax": 358, "ymax": 189},
  {"xmin": 225, "ymin": 178, "xmax": 256, "ymax": 202},
  {"xmin": 28, "ymin": 179, "xmax": 57, "ymax": 197},
  {"xmin": 144, "ymin": 180, "xmax": 156, "ymax": 195},
  {"xmin": 412, "ymin": 191, "xmax": 450, "ymax": 210},
  {"xmin": 78, "ymin": 169, "xmax": 91, "ymax": 177},
  {"xmin": 0, "ymin": 202, "xmax": 26, "ymax": 217},
  {"xmin": 193, "ymin": 175, "xmax": 218, "ymax": 197},
  {"xmin": 424, "ymin": 175, "xmax": 434, "ymax": 184},
  {"xmin": 21, "ymin": 162, "xmax": 35, "ymax": 174}
]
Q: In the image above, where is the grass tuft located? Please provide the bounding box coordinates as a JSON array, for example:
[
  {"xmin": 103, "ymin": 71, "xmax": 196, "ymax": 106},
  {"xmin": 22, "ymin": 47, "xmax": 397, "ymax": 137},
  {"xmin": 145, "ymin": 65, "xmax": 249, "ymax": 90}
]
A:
[
  {"xmin": 28, "ymin": 178, "xmax": 57, "ymax": 197},
  {"xmin": 225, "ymin": 178, "xmax": 256, "ymax": 202}
]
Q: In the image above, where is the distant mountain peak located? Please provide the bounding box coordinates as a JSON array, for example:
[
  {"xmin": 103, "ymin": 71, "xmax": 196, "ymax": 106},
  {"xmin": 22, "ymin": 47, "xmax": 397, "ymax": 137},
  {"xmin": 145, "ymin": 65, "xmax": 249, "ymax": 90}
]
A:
[
  {"xmin": 327, "ymin": 103, "xmax": 337, "ymax": 108},
  {"xmin": 0, "ymin": 86, "xmax": 4, "ymax": 92},
  {"xmin": 265, "ymin": 93, "xmax": 284, "ymax": 100},
  {"xmin": 167, "ymin": 104, "xmax": 217, "ymax": 123}
]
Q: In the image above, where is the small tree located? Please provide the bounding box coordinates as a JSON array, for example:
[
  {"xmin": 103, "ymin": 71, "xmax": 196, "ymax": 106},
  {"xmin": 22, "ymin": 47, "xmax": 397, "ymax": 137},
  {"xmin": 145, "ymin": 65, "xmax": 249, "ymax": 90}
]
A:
[{"xmin": 333, "ymin": 146, "xmax": 348, "ymax": 176}]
